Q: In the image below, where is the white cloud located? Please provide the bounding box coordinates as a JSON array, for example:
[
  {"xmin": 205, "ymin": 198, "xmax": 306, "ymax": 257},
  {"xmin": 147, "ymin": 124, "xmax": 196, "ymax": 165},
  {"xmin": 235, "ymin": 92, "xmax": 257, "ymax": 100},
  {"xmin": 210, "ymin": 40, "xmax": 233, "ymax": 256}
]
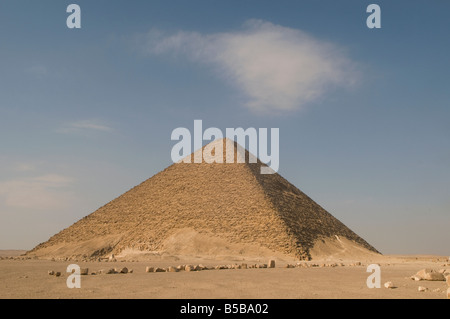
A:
[
  {"xmin": 12, "ymin": 163, "xmax": 36, "ymax": 172},
  {"xmin": 0, "ymin": 174, "xmax": 75, "ymax": 210},
  {"xmin": 140, "ymin": 20, "xmax": 358, "ymax": 113},
  {"xmin": 58, "ymin": 119, "xmax": 113, "ymax": 134}
]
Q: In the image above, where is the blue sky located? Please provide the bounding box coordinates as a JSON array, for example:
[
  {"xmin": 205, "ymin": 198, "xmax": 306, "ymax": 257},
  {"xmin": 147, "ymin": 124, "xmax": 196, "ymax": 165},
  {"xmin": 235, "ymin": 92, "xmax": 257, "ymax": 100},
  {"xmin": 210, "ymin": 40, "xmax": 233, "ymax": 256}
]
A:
[{"xmin": 0, "ymin": 1, "xmax": 449, "ymax": 255}]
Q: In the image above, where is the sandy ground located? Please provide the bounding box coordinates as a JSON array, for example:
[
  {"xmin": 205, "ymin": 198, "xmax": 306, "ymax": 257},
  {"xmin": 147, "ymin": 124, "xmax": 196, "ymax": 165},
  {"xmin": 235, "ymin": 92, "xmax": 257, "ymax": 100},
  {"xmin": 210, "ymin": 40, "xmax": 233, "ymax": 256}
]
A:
[
  {"xmin": 0, "ymin": 254, "xmax": 448, "ymax": 299},
  {"xmin": 0, "ymin": 250, "xmax": 27, "ymax": 257}
]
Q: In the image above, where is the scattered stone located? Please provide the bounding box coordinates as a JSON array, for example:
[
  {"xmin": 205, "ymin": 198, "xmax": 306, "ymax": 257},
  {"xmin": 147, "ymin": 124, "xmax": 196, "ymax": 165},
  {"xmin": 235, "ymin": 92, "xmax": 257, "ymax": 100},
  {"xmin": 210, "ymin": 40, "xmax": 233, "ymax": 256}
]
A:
[
  {"xmin": 55, "ymin": 272, "xmax": 61, "ymax": 277},
  {"xmin": 129, "ymin": 269, "xmax": 133, "ymax": 273},
  {"xmin": 48, "ymin": 271, "xmax": 55, "ymax": 275},
  {"xmin": 106, "ymin": 268, "xmax": 116, "ymax": 274},
  {"xmin": 119, "ymin": 267, "xmax": 128, "ymax": 274},
  {"xmin": 384, "ymin": 281, "xmax": 395, "ymax": 289},
  {"xmin": 415, "ymin": 269, "xmax": 429, "ymax": 278},
  {"xmin": 146, "ymin": 266, "xmax": 154, "ymax": 273},
  {"xmin": 185, "ymin": 265, "xmax": 194, "ymax": 272},
  {"xmin": 80, "ymin": 268, "xmax": 89, "ymax": 276},
  {"xmin": 154, "ymin": 267, "xmax": 165, "ymax": 273},
  {"xmin": 355, "ymin": 262, "xmax": 361, "ymax": 266},
  {"xmin": 424, "ymin": 272, "xmax": 445, "ymax": 281},
  {"xmin": 168, "ymin": 266, "xmax": 178, "ymax": 273},
  {"xmin": 418, "ymin": 286, "xmax": 428, "ymax": 292},
  {"xmin": 411, "ymin": 275, "xmax": 421, "ymax": 281},
  {"xmin": 176, "ymin": 265, "xmax": 184, "ymax": 271},
  {"xmin": 241, "ymin": 263, "xmax": 248, "ymax": 269},
  {"xmin": 268, "ymin": 260, "xmax": 275, "ymax": 268},
  {"xmin": 414, "ymin": 269, "xmax": 445, "ymax": 281}
]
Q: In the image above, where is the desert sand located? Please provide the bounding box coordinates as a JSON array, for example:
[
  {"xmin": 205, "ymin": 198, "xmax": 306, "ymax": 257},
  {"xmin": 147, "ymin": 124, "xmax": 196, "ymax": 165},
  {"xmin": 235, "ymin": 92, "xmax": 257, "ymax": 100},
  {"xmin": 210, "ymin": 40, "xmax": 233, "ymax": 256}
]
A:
[{"xmin": 1, "ymin": 252, "xmax": 448, "ymax": 299}]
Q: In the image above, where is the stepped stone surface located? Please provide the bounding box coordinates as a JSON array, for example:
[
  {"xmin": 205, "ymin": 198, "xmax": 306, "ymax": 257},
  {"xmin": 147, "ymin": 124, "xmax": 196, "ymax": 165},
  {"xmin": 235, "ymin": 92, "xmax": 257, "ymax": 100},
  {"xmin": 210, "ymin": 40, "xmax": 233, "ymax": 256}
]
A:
[{"xmin": 28, "ymin": 139, "xmax": 379, "ymax": 260}]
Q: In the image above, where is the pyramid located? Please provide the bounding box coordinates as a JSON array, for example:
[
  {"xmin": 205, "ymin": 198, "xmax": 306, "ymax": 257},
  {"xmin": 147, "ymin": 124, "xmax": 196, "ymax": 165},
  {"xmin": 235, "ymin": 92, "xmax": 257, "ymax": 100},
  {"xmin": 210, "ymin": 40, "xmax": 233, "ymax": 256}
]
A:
[{"xmin": 29, "ymin": 138, "xmax": 379, "ymax": 260}]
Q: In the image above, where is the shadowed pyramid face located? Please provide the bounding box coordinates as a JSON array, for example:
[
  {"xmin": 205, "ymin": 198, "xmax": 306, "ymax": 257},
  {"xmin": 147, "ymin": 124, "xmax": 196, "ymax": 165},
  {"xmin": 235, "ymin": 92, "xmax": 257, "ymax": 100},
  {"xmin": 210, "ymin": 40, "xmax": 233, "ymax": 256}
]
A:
[{"xmin": 29, "ymin": 139, "xmax": 379, "ymax": 261}]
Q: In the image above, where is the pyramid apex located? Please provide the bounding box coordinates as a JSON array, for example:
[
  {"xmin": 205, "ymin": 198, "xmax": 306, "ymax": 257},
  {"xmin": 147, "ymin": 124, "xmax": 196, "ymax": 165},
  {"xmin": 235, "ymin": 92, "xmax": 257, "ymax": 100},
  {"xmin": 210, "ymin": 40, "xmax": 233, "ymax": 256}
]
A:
[{"xmin": 177, "ymin": 136, "xmax": 255, "ymax": 165}]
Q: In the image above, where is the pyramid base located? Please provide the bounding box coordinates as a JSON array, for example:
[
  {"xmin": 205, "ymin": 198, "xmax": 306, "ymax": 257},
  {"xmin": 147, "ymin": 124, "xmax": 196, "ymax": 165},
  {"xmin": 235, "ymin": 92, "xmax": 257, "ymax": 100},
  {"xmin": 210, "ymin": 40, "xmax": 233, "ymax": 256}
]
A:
[{"xmin": 28, "ymin": 229, "xmax": 379, "ymax": 263}]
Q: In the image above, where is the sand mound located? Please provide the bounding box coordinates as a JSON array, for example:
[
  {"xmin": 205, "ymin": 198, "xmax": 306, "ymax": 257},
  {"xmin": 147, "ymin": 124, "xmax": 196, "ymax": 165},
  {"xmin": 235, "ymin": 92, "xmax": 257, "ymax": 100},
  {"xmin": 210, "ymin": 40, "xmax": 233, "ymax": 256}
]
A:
[
  {"xmin": 310, "ymin": 235, "xmax": 381, "ymax": 260},
  {"xmin": 28, "ymin": 138, "xmax": 379, "ymax": 260},
  {"xmin": 160, "ymin": 228, "xmax": 290, "ymax": 259}
]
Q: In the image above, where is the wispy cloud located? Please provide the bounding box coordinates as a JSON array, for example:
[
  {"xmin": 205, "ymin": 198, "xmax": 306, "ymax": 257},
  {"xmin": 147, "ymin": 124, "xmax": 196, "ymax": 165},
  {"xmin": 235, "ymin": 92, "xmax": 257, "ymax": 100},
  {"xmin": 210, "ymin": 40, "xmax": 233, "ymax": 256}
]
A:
[
  {"xmin": 58, "ymin": 119, "xmax": 113, "ymax": 134},
  {"xmin": 139, "ymin": 19, "xmax": 359, "ymax": 113},
  {"xmin": 0, "ymin": 174, "xmax": 74, "ymax": 210},
  {"xmin": 12, "ymin": 163, "xmax": 36, "ymax": 172}
]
